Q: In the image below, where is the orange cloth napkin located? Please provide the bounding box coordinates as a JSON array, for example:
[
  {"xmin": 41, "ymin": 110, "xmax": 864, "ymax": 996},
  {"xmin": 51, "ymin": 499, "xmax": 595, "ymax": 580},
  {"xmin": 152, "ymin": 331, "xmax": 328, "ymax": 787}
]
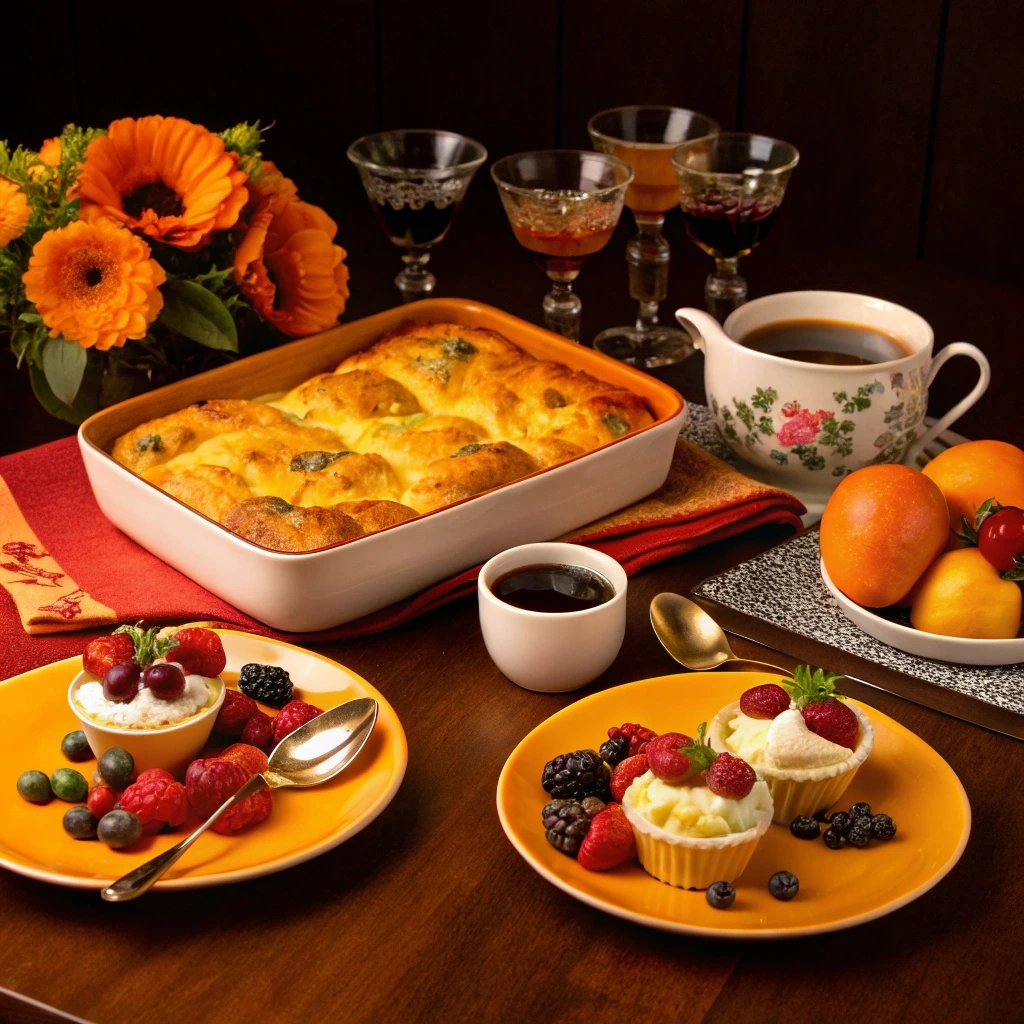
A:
[{"xmin": 0, "ymin": 435, "xmax": 804, "ymax": 678}]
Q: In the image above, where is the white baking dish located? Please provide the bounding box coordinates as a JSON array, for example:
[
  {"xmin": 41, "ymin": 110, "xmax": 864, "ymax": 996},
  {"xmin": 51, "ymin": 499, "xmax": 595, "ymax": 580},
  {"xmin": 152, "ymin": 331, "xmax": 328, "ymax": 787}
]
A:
[{"xmin": 79, "ymin": 298, "xmax": 686, "ymax": 631}]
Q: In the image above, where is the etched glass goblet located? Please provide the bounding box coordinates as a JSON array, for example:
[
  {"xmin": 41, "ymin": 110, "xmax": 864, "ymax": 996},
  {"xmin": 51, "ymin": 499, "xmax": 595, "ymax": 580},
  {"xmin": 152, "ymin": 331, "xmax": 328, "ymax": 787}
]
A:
[
  {"xmin": 347, "ymin": 130, "xmax": 487, "ymax": 303},
  {"xmin": 491, "ymin": 151, "xmax": 632, "ymax": 341},
  {"xmin": 588, "ymin": 106, "xmax": 719, "ymax": 367}
]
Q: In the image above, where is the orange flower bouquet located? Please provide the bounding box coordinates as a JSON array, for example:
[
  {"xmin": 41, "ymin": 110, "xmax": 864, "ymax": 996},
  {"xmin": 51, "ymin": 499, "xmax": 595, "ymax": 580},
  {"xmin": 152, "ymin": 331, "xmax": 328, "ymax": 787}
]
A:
[{"xmin": 0, "ymin": 118, "xmax": 350, "ymax": 422}]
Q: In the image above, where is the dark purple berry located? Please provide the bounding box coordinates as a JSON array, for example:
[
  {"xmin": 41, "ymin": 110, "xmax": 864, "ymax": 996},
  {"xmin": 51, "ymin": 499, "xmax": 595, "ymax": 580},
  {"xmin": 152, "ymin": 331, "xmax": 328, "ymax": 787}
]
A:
[
  {"xmin": 790, "ymin": 816, "xmax": 820, "ymax": 840},
  {"xmin": 706, "ymin": 881, "xmax": 736, "ymax": 909},
  {"xmin": 102, "ymin": 661, "xmax": 141, "ymax": 703},
  {"xmin": 768, "ymin": 870, "xmax": 799, "ymax": 900},
  {"xmin": 828, "ymin": 811, "xmax": 852, "ymax": 835},
  {"xmin": 822, "ymin": 827, "xmax": 847, "ymax": 850},
  {"xmin": 849, "ymin": 802, "xmax": 872, "ymax": 820},
  {"xmin": 871, "ymin": 814, "xmax": 897, "ymax": 841},
  {"xmin": 143, "ymin": 663, "xmax": 186, "ymax": 700}
]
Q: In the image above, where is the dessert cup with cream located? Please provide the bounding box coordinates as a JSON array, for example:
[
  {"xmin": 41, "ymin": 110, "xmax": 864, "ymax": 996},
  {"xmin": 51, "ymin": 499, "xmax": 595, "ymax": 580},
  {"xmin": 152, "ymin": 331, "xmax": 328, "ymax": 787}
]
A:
[
  {"xmin": 622, "ymin": 769, "xmax": 773, "ymax": 889},
  {"xmin": 709, "ymin": 699, "xmax": 874, "ymax": 823}
]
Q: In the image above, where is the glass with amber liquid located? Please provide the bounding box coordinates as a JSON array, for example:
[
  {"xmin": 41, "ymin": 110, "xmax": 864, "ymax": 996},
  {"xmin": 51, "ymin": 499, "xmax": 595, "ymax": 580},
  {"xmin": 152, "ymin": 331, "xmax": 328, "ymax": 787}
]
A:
[{"xmin": 588, "ymin": 107, "xmax": 719, "ymax": 367}]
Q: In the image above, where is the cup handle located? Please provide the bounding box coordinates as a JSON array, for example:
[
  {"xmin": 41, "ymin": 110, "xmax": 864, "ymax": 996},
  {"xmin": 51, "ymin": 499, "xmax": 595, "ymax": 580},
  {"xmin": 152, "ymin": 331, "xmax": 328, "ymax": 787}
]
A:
[
  {"xmin": 674, "ymin": 307, "xmax": 724, "ymax": 354},
  {"xmin": 913, "ymin": 342, "xmax": 991, "ymax": 452}
]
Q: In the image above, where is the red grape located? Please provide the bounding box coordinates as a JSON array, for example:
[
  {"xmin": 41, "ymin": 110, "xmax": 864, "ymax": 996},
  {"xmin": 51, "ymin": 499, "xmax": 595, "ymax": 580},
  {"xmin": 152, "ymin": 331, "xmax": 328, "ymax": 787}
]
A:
[
  {"xmin": 143, "ymin": 663, "xmax": 186, "ymax": 701},
  {"xmin": 978, "ymin": 506, "xmax": 1024, "ymax": 572},
  {"xmin": 102, "ymin": 662, "xmax": 141, "ymax": 704}
]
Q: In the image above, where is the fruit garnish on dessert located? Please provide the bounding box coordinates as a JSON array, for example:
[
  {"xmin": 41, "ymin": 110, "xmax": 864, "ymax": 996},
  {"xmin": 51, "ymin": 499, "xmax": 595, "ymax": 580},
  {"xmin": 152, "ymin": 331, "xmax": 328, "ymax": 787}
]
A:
[
  {"xmin": 768, "ymin": 870, "xmax": 799, "ymax": 901},
  {"xmin": 171, "ymin": 627, "xmax": 228, "ymax": 677},
  {"xmin": 220, "ymin": 742, "xmax": 270, "ymax": 777},
  {"xmin": 645, "ymin": 731, "xmax": 701, "ymax": 784},
  {"xmin": 238, "ymin": 663, "xmax": 294, "ymax": 707},
  {"xmin": 610, "ymin": 753, "xmax": 649, "ymax": 802},
  {"xmin": 119, "ymin": 769, "xmax": 188, "ymax": 835},
  {"xmin": 601, "ymin": 723, "xmax": 656, "ymax": 763},
  {"xmin": 739, "ymin": 683, "xmax": 790, "ymax": 720},
  {"xmin": 214, "ymin": 689, "xmax": 259, "ymax": 736},
  {"xmin": 541, "ymin": 749, "xmax": 611, "ymax": 801},
  {"xmin": 185, "ymin": 756, "xmax": 272, "ymax": 834},
  {"xmin": 240, "ymin": 710, "xmax": 275, "ymax": 751},
  {"xmin": 273, "ymin": 700, "xmax": 324, "ymax": 743},
  {"xmin": 577, "ymin": 803, "xmax": 636, "ymax": 871},
  {"xmin": 705, "ymin": 881, "xmax": 735, "ymax": 909},
  {"xmin": 818, "ymin": 803, "xmax": 897, "ymax": 850}
]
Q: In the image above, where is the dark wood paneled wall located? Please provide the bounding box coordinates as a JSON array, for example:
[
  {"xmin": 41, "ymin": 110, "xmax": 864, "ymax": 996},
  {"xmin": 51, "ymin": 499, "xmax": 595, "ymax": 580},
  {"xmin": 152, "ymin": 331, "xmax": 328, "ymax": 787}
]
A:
[{"xmin": 7, "ymin": 0, "xmax": 1022, "ymax": 287}]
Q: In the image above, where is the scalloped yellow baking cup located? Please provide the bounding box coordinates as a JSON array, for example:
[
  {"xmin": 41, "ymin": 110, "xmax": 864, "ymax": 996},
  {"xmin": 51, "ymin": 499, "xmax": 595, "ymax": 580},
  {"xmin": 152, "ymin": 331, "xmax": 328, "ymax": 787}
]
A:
[
  {"xmin": 764, "ymin": 766, "xmax": 862, "ymax": 824},
  {"xmin": 631, "ymin": 829, "xmax": 762, "ymax": 890}
]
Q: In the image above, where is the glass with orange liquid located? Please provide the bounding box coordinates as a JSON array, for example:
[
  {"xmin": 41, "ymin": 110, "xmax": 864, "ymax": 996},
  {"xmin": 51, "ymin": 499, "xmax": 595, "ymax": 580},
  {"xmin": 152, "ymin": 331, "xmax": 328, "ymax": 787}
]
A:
[
  {"xmin": 588, "ymin": 107, "xmax": 719, "ymax": 367},
  {"xmin": 492, "ymin": 151, "xmax": 632, "ymax": 340}
]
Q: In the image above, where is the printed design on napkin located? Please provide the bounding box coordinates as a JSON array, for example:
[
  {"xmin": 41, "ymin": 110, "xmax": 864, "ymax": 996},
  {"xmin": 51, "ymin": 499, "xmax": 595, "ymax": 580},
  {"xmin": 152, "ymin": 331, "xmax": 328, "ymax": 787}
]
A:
[{"xmin": 0, "ymin": 474, "xmax": 117, "ymax": 634}]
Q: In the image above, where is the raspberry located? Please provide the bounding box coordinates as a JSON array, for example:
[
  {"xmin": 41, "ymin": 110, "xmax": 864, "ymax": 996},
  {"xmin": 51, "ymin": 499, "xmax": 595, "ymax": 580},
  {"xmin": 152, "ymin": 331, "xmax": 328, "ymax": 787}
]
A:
[
  {"xmin": 606, "ymin": 723, "xmax": 656, "ymax": 758},
  {"xmin": 82, "ymin": 633, "xmax": 135, "ymax": 678},
  {"xmin": 705, "ymin": 752, "xmax": 756, "ymax": 799},
  {"xmin": 214, "ymin": 689, "xmax": 259, "ymax": 736},
  {"xmin": 610, "ymin": 753, "xmax": 649, "ymax": 802},
  {"xmin": 739, "ymin": 683, "xmax": 790, "ymax": 720},
  {"xmin": 171, "ymin": 627, "xmax": 226, "ymax": 677},
  {"xmin": 119, "ymin": 772, "xmax": 188, "ymax": 835},
  {"xmin": 273, "ymin": 700, "xmax": 323, "ymax": 743},
  {"xmin": 185, "ymin": 757, "xmax": 272, "ymax": 835},
  {"xmin": 220, "ymin": 742, "xmax": 269, "ymax": 777},
  {"xmin": 238, "ymin": 663, "xmax": 293, "ymax": 707},
  {"xmin": 577, "ymin": 803, "xmax": 636, "ymax": 871},
  {"xmin": 240, "ymin": 710, "xmax": 275, "ymax": 751}
]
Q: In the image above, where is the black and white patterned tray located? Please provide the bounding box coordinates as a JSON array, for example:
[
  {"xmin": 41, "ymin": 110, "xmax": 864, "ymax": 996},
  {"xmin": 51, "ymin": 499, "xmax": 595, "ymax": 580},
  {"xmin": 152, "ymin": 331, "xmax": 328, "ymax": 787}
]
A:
[{"xmin": 694, "ymin": 529, "xmax": 1024, "ymax": 716}]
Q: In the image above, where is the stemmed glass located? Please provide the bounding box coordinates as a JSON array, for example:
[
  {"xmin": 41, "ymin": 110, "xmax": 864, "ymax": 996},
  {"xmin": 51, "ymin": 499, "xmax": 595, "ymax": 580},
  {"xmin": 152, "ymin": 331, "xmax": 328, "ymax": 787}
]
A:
[
  {"xmin": 491, "ymin": 151, "xmax": 632, "ymax": 341},
  {"xmin": 672, "ymin": 132, "xmax": 799, "ymax": 321},
  {"xmin": 587, "ymin": 106, "xmax": 720, "ymax": 367},
  {"xmin": 347, "ymin": 129, "xmax": 487, "ymax": 304}
]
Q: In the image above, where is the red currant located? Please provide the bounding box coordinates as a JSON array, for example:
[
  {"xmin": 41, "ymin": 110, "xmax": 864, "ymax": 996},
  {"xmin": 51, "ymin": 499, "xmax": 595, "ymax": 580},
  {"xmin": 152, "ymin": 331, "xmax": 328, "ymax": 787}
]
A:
[
  {"xmin": 143, "ymin": 663, "xmax": 186, "ymax": 700},
  {"xmin": 87, "ymin": 786, "xmax": 117, "ymax": 818},
  {"xmin": 102, "ymin": 661, "xmax": 141, "ymax": 703},
  {"xmin": 978, "ymin": 506, "xmax": 1024, "ymax": 572}
]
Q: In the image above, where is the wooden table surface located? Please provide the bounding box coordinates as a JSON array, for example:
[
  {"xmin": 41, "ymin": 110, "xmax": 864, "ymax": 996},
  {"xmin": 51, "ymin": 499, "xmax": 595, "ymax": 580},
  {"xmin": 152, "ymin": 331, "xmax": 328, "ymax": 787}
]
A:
[{"xmin": 0, "ymin": 208, "xmax": 1021, "ymax": 1023}]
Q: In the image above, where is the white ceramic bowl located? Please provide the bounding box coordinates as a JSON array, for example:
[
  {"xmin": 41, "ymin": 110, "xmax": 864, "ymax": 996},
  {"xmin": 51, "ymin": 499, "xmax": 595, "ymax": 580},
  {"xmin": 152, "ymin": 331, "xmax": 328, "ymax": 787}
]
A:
[
  {"xmin": 821, "ymin": 558, "xmax": 1024, "ymax": 667},
  {"xmin": 68, "ymin": 672, "xmax": 226, "ymax": 775},
  {"xmin": 478, "ymin": 542, "xmax": 627, "ymax": 691}
]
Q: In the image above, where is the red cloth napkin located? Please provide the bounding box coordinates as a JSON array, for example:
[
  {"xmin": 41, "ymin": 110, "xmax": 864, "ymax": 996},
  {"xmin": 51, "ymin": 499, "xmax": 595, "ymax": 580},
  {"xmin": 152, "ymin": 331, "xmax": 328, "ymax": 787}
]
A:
[{"xmin": 0, "ymin": 436, "xmax": 804, "ymax": 678}]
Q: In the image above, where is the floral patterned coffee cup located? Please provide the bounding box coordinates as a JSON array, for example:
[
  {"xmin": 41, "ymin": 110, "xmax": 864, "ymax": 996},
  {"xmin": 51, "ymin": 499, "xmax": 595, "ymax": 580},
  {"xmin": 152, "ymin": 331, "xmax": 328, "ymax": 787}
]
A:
[{"xmin": 676, "ymin": 291, "xmax": 990, "ymax": 493}]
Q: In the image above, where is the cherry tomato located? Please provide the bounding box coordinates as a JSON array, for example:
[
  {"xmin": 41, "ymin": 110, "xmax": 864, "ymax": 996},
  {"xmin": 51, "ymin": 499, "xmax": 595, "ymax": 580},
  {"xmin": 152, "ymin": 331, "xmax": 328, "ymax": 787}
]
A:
[
  {"xmin": 978, "ymin": 506, "xmax": 1024, "ymax": 571},
  {"xmin": 87, "ymin": 785, "xmax": 117, "ymax": 819}
]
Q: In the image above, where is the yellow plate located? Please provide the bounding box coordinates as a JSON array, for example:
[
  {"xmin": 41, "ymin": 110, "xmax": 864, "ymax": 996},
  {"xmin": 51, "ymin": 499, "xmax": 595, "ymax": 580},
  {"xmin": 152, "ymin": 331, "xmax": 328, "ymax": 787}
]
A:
[
  {"xmin": 497, "ymin": 672, "xmax": 970, "ymax": 939},
  {"xmin": 0, "ymin": 630, "xmax": 407, "ymax": 890}
]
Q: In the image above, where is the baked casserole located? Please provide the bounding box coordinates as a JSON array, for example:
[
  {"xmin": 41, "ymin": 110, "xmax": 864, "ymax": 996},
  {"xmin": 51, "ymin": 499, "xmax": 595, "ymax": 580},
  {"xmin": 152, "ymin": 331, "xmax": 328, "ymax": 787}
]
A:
[{"xmin": 111, "ymin": 321, "xmax": 654, "ymax": 551}]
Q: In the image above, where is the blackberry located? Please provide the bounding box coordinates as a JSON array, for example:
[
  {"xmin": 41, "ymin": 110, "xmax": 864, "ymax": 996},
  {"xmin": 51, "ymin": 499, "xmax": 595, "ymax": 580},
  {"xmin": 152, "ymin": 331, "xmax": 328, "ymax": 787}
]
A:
[
  {"xmin": 706, "ymin": 881, "xmax": 736, "ymax": 909},
  {"xmin": 598, "ymin": 735, "xmax": 630, "ymax": 766},
  {"xmin": 541, "ymin": 749, "xmax": 610, "ymax": 800},
  {"xmin": 789, "ymin": 816, "xmax": 821, "ymax": 840},
  {"xmin": 828, "ymin": 811, "xmax": 852, "ymax": 835},
  {"xmin": 822, "ymin": 827, "xmax": 847, "ymax": 850},
  {"xmin": 769, "ymin": 870, "xmax": 799, "ymax": 901},
  {"xmin": 541, "ymin": 797, "xmax": 605, "ymax": 855},
  {"xmin": 871, "ymin": 814, "xmax": 897, "ymax": 841},
  {"xmin": 846, "ymin": 817, "xmax": 873, "ymax": 848},
  {"xmin": 849, "ymin": 802, "xmax": 872, "ymax": 821},
  {"xmin": 238, "ymin": 663, "xmax": 294, "ymax": 707}
]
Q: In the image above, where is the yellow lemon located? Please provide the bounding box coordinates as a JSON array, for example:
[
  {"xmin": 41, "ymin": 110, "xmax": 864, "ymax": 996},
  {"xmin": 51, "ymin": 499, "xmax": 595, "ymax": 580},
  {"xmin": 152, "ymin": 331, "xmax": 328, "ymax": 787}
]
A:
[{"xmin": 910, "ymin": 548, "xmax": 1022, "ymax": 639}]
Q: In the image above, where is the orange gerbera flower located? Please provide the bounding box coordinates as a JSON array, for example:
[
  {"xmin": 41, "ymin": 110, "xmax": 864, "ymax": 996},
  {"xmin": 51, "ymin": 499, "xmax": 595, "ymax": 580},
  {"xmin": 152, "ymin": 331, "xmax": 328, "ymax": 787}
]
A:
[
  {"xmin": 39, "ymin": 137, "xmax": 62, "ymax": 167},
  {"xmin": 77, "ymin": 115, "xmax": 248, "ymax": 249},
  {"xmin": 23, "ymin": 219, "xmax": 166, "ymax": 350},
  {"xmin": 235, "ymin": 198, "xmax": 349, "ymax": 338},
  {"xmin": 0, "ymin": 176, "xmax": 31, "ymax": 246}
]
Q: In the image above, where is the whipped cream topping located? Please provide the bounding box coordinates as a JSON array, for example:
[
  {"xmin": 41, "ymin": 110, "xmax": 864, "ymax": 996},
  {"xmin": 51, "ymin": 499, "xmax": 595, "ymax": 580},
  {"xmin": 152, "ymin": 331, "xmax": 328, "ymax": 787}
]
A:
[
  {"xmin": 625, "ymin": 770, "xmax": 772, "ymax": 838},
  {"xmin": 726, "ymin": 707, "xmax": 853, "ymax": 770},
  {"xmin": 76, "ymin": 662, "xmax": 214, "ymax": 729}
]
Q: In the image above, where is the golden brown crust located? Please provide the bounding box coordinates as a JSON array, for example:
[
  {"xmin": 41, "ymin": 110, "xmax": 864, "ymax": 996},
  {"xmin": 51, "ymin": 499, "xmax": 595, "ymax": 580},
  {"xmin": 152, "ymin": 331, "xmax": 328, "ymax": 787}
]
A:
[
  {"xmin": 221, "ymin": 497, "xmax": 363, "ymax": 552},
  {"xmin": 334, "ymin": 499, "xmax": 419, "ymax": 534},
  {"xmin": 275, "ymin": 369, "xmax": 421, "ymax": 427},
  {"xmin": 143, "ymin": 464, "xmax": 253, "ymax": 522}
]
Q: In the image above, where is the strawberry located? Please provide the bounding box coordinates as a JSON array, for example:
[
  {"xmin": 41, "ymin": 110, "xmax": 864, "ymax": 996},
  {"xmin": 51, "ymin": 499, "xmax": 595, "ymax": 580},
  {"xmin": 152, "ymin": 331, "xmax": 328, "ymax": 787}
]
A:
[
  {"xmin": 82, "ymin": 633, "xmax": 135, "ymax": 678},
  {"xmin": 605, "ymin": 723, "xmax": 657, "ymax": 758},
  {"xmin": 577, "ymin": 803, "xmax": 636, "ymax": 871},
  {"xmin": 801, "ymin": 701, "xmax": 859, "ymax": 750},
  {"xmin": 171, "ymin": 627, "xmax": 226, "ymax": 677},
  {"xmin": 214, "ymin": 689, "xmax": 259, "ymax": 736},
  {"xmin": 705, "ymin": 752, "xmax": 756, "ymax": 799},
  {"xmin": 739, "ymin": 683, "xmax": 790, "ymax": 720},
  {"xmin": 220, "ymin": 742, "xmax": 269, "ymax": 777},
  {"xmin": 273, "ymin": 700, "xmax": 323, "ymax": 743},
  {"xmin": 240, "ymin": 710, "xmax": 275, "ymax": 752},
  {"xmin": 782, "ymin": 665, "xmax": 859, "ymax": 750},
  {"xmin": 646, "ymin": 724, "xmax": 721, "ymax": 784},
  {"xmin": 610, "ymin": 753, "xmax": 649, "ymax": 802}
]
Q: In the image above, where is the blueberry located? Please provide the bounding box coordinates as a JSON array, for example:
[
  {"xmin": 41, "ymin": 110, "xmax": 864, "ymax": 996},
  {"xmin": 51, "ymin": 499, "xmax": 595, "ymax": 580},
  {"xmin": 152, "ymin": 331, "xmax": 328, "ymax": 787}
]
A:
[
  {"xmin": 17, "ymin": 770, "xmax": 52, "ymax": 803},
  {"xmin": 813, "ymin": 809, "xmax": 832, "ymax": 823},
  {"xmin": 789, "ymin": 816, "xmax": 821, "ymax": 840},
  {"xmin": 62, "ymin": 806, "xmax": 98, "ymax": 840},
  {"xmin": 849, "ymin": 802, "xmax": 872, "ymax": 820},
  {"xmin": 60, "ymin": 730, "xmax": 93, "ymax": 762},
  {"xmin": 768, "ymin": 870, "xmax": 799, "ymax": 901},
  {"xmin": 706, "ymin": 881, "xmax": 736, "ymax": 909},
  {"xmin": 847, "ymin": 818, "xmax": 873, "ymax": 848},
  {"xmin": 97, "ymin": 809, "xmax": 143, "ymax": 849},
  {"xmin": 50, "ymin": 767, "xmax": 88, "ymax": 802},
  {"xmin": 822, "ymin": 827, "xmax": 847, "ymax": 850},
  {"xmin": 871, "ymin": 814, "xmax": 897, "ymax": 841},
  {"xmin": 98, "ymin": 747, "xmax": 135, "ymax": 790},
  {"xmin": 828, "ymin": 811, "xmax": 852, "ymax": 835}
]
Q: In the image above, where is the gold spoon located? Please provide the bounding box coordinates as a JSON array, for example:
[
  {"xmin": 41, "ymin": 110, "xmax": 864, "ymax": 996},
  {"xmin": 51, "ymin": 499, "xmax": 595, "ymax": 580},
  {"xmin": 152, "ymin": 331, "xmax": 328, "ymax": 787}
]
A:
[
  {"xmin": 650, "ymin": 592, "xmax": 787, "ymax": 673},
  {"xmin": 101, "ymin": 697, "xmax": 378, "ymax": 902}
]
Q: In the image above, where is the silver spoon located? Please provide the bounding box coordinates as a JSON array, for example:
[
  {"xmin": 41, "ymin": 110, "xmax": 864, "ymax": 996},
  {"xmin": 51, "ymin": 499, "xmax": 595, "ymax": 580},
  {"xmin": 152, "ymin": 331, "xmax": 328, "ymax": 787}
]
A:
[
  {"xmin": 650, "ymin": 592, "xmax": 787, "ymax": 673},
  {"xmin": 102, "ymin": 697, "xmax": 378, "ymax": 902}
]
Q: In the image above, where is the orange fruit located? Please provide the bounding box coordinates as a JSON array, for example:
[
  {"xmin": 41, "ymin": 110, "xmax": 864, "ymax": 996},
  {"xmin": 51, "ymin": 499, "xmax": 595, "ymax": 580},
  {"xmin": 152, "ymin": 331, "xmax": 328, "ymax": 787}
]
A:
[
  {"xmin": 921, "ymin": 440, "xmax": 1024, "ymax": 532},
  {"xmin": 820, "ymin": 464, "xmax": 949, "ymax": 607},
  {"xmin": 910, "ymin": 548, "xmax": 1022, "ymax": 639}
]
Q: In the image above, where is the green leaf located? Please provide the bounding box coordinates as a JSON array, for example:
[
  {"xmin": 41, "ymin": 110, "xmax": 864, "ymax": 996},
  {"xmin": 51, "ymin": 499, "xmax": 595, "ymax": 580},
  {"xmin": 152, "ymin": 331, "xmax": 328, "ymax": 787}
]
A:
[
  {"xmin": 158, "ymin": 279, "xmax": 238, "ymax": 352},
  {"xmin": 29, "ymin": 353, "xmax": 103, "ymax": 425},
  {"xmin": 41, "ymin": 336, "xmax": 87, "ymax": 407}
]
